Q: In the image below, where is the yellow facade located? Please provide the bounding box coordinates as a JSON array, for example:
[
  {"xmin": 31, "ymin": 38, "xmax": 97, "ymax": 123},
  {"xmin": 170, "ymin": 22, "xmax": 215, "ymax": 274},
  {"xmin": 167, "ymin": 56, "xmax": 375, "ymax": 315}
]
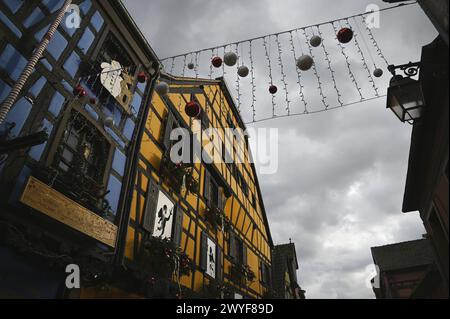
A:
[{"xmin": 124, "ymin": 75, "xmax": 273, "ymax": 298}]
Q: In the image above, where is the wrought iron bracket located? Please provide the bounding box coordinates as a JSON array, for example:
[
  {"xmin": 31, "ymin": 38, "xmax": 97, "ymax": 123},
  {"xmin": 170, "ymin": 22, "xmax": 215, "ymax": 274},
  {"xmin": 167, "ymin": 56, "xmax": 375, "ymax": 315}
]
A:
[{"xmin": 388, "ymin": 62, "xmax": 421, "ymax": 77}]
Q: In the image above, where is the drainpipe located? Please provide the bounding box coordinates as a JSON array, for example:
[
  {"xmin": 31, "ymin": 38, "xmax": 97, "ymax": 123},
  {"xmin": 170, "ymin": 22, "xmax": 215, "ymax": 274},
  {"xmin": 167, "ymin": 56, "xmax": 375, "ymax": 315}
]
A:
[{"xmin": 0, "ymin": 0, "xmax": 73, "ymax": 124}]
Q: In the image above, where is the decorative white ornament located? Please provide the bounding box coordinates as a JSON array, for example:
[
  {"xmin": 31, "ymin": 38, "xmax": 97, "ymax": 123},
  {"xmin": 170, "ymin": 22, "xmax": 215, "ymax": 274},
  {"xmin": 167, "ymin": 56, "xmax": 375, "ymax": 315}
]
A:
[
  {"xmin": 237, "ymin": 65, "xmax": 249, "ymax": 77},
  {"xmin": 103, "ymin": 117, "xmax": 115, "ymax": 128},
  {"xmin": 373, "ymin": 68, "xmax": 383, "ymax": 78},
  {"xmin": 155, "ymin": 81, "xmax": 170, "ymax": 95},
  {"xmin": 296, "ymin": 55, "xmax": 314, "ymax": 71},
  {"xmin": 100, "ymin": 60, "xmax": 123, "ymax": 98},
  {"xmin": 187, "ymin": 62, "xmax": 195, "ymax": 70},
  {"xmin": 224, "ymin": 52, "xmax": 238, "ymax": 66},
  {"xmin": 310, "ymin": 35, "xmax": 322, "ymax": 47}
]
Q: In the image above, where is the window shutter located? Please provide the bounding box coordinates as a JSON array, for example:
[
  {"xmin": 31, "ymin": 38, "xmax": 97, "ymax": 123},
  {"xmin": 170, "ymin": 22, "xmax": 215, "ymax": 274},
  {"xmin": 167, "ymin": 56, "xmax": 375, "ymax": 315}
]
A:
[
  {"xmin": 204, "ymin": 170, "xmax": 211, "ymax": 206},
  {"xmin": 262, "ymin": 262, "xmax": 267, "ymax": 285},
  {"xmin": 218, "ymin": 187, "xmax": 224, "ymax": 211},
  {"xmin": 242, "ymin": 244, "xmax": 248, "ymax": 266},
  {"xmin": 172, "ymin": 206, "xmax": 183, "ymax": 247},
  {"xmin": 163, "ymin": 112, "xmax": 175, "ymax": 149},
  {"xmin": 267, "ymin": 265, "xmax": 272, "ymax": 287},
  {"xmin": 229, "ymin": 233, "xmax": 236, "ymax": 260},
  {"xmin": 216, "ymin": 245, "xmax": 223, "ymax": 282},
  {"xmin": 143, "ymin": 179, "xmax": 159, "ymax": 233},
  {"xmin": 260, "ymin": 261, "xmax": 264, "ymax": 284},
  {"xmin": 200, "ymin": 231, "xmax": 208, "ymax": 271}
]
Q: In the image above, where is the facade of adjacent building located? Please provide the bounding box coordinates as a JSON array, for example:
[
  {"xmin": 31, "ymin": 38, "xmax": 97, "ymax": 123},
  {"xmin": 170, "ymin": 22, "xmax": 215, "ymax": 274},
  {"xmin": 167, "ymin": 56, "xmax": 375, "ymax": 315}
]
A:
[
  {"xmin": 383, "ymin": 0, "xmax": 449, "ymax": 299},
  {"xmin": 117, "ymin": 74, "xmax": 274, "ymax": 298},
  {"xmin": 401, "ymin": 36, "xmax": 449, "ymax": 298},
  {"xmin": 0, "ymin": 0, "xmax": 160, "ymax": 298},
  {"xmin": 371, "ymin": 239, "xmax": 446, "ymax": 299},
  {"xmin": 0, "ymin": 0, "xmax": 287, "ymax": 299},
  {"xmin": 272, "ymin": 243, "xmax": 305, "ymax": 299}
]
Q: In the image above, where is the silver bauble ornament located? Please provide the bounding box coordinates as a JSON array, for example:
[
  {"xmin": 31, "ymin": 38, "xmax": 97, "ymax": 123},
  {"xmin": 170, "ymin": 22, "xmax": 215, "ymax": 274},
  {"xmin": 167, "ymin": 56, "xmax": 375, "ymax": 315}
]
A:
[
  {"xmin": 310, "ymin": 35, "xmax": 322, "ymax": 47},
  {"xmin": 187, "ymin": 62, "xmax": 195, "ymax": 70},
  {"xmin": 373, "ymin": 68, "xmax": 383, "ymax": 78},
  {"xmin": 237, "ymin": 65, "xmax": 249, "ymax": 77},
  {"xmin": 296, "ymin": 55, "xmax": 314, "ymax": 71},
  {"xmin": 224, "ymin": 52, "xmax": 238, "ymax": 66},
  {"xmin": 155, "ymin": 81, "xmax": 170, "ymax": 95},
  {"xmin": 104, "ymin": 117, "xmax": 115, "ymax": 128}
]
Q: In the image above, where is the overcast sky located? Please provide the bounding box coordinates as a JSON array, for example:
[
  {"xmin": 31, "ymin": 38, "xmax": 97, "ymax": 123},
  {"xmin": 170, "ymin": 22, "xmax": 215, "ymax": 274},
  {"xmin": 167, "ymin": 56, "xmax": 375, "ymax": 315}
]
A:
[{"xmin": 122, "ymin": 0, "xmax": 437, "ymax": 298}]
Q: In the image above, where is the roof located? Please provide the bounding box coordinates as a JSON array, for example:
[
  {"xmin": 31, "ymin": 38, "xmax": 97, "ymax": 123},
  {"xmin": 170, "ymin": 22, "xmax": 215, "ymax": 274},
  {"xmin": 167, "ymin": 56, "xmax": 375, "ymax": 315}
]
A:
[
  {"xmin": 108, "ymin": 1, "xmax": 161, "ymax": 67},
  {"xmin": 371, "ymin": 239, "xmax": 435, "ymax": 272}
]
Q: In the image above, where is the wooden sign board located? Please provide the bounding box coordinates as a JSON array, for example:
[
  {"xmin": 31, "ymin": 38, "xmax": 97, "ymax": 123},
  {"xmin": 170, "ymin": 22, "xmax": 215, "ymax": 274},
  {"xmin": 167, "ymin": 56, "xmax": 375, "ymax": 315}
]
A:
[{"xmin": 20, "ymin": 176, "xmax": 118, "ymax": 248}]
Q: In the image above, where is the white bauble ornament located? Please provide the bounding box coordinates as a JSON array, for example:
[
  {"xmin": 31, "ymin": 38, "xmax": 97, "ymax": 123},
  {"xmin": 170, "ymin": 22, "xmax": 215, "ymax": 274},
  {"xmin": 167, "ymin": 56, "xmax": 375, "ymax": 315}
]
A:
[
  {"xmin": 237, "ymin": 65, "xmax": 249, "ymax": 77},
  {"xmin": 310, "ymin": 35, "xmax": 322, "ymax": 47},
  {"xmin": 224, "ymin": 52, "xmax": 238, "ymax": 66},
  {"xmin": 155, "ymin": 81, "xmax": 170, "ymax": 95},
  {"xmin": 373, "ymin": 68, "xmax": 383, "ymax": 78},
  {"xmin": 296, "ymin": 55, "xmax": 314, "ymax": 71},
  {"xmin": 187, "ymin": 62, "xmax": 195, "ymax": 70},
  {"xmin": 104, "ymin": 117, "xmax": 115, "ymax": 128}
]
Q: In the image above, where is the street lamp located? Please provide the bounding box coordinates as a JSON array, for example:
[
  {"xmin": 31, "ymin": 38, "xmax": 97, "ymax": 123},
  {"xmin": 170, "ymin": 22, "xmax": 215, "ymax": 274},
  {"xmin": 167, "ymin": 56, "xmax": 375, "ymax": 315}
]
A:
[{"xmin": 386, "ymin": 62, "xmax": 425, "ymax": 124}]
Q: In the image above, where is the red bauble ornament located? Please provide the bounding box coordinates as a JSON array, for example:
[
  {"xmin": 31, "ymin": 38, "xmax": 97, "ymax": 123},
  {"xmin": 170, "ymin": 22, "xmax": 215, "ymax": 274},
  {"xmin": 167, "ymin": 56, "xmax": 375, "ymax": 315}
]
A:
[
  {"xmin": 211, "ymin": 56, "xmax": 223, "ymax": 68},
  {"xmin": 337, "ymin": 28, "xmax": 354, "ymax": 44},
  {"xmin": 73, "ymin": 85, "xmax": 86, "ymax": 98},
  {"xmin": 185, "ymin": 101, "xmax": 201, "ymax": 118},
  {"xmin": 269, "ymin": 85, "xmax": 278, "ymax": 94},
  {"xmin": 137, "ymin": 72, "xmax": 147, "ymax": 83}
]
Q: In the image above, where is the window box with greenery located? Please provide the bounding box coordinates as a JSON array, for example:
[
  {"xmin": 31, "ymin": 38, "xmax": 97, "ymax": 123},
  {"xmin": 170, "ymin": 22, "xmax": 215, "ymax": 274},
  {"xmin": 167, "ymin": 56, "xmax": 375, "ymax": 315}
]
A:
[
  {"xmin": 160, "ymin": 152, "xmax": 199, "ymax": 194},
  {"xmin": 136, "ymin": 236, "xmax": 194, "ymax": 284},
  {"xmin": 229, "ymin": 263, "xmax": 256, "ymax": 285},
  {"xmin": 228, "ymin": 233, "xmax": 255, "ymax": 284},
  {"xmin": 204, "ymin": 205, "xmax": 231, "ymax": 232}
]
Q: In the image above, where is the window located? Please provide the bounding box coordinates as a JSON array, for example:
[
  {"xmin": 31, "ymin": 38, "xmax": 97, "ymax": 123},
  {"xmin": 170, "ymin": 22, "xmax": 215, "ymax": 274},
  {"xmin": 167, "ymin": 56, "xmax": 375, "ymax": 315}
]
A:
[
  {"xmin": 260, "ymin": 261, "xmax": 271, "ymax": 286},
  {"xmin": 204, "ymin": 170, "xmax": 224, "ymax": 210},
  {"xmin": 49, "ymin": 109, "xmax": 112, "ymax": 216},
  {"xmin": 85, "ymin": 33, "xmax": 136, "ymax": 111},
  {"xmin": 230, "ymin": 233, "xmax": 247, "ymax": 265},
  {"xmin": 0, "ymin": 44, "xmax": 27, "ymax": 81}
]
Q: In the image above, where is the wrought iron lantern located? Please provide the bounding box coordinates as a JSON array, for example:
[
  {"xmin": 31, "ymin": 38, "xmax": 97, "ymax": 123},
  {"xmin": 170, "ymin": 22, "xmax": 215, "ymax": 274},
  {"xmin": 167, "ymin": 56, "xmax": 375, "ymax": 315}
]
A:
[{"xmin": 386, "ymin": 62, "xmax": 425, "ymax": 124}]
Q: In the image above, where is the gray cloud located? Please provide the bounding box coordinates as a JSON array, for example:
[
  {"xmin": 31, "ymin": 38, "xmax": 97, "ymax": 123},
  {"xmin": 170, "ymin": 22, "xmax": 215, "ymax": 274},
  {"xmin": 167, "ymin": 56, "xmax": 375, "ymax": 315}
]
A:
[{"xmin": 123, "ymin": 0, "xmax": 435, "ymax": 298}]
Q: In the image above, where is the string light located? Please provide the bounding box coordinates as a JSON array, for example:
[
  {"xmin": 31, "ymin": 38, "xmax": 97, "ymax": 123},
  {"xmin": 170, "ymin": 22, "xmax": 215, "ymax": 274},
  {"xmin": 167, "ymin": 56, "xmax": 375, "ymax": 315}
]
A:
[
  {"xmin": 235, "ymin": 43, "xmax": 242, "ymax": 111},
  {"xmin": 262, "ymin": 36, "xmax": 276, "ymax": 117},
  {"xmin": 317, "ymin": 25, "xmax": 343, "ymax": 107},
  {"xmin": 249, "ymin": 40, "xmax": 257, "ymax": 122},
  {"xmin": 289, "ymin": 30, "xmax": 308, "ymax": 114},
  {"xmin": 346, "ymin": 19, "xmax": 379, "ymax": 97},
  {"xmin": 303, "ymin": 28, "xmax": 328, "ymax": 109},
  {"xmin": 331, "ymin": 21, "xmax": 364, "ymax": 101},
  {"xmin": 275, "ymin": 34, "xmax": 291, "ymax": 115},
  {"xmin": 158, "ymin": 2, "xmax": 409, "ymax": 123}
]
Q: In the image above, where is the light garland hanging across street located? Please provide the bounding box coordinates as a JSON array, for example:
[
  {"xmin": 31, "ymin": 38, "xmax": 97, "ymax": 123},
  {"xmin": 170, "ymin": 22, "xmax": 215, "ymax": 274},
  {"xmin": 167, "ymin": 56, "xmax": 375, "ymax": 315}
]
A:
[{"xmin": 160, "ymin": 2, "xmax": 417, "ymax": 124}]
